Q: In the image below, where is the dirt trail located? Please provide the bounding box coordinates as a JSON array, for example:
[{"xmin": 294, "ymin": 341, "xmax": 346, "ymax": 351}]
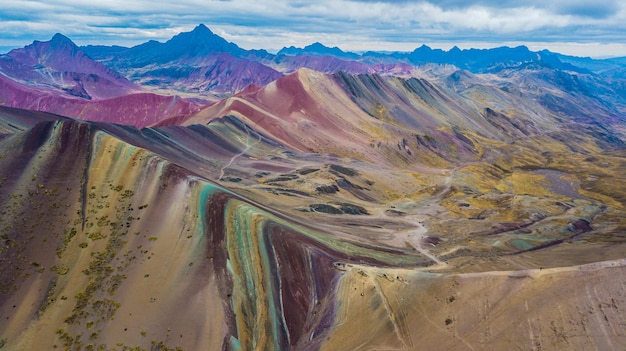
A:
[{"xmin": 219, "ymin": 125, "xmax": 261, "ymax": 181}]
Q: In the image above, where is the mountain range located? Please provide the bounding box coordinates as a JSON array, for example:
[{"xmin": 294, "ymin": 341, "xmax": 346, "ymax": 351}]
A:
[
  {"xmin": 1, "ymin": 23, "xmax": 624, "ymax": 127},
  {"xmin": 1, "ymin": 24, "xmax": 625, "ymax": 350}
]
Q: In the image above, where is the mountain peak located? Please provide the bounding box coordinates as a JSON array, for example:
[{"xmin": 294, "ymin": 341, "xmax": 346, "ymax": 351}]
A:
[
  {"xmin": 413, "ymin": 44, "xmax": 433, "ymax": 53},
  {"xmin": 139, "ymin": 24, "xmax": 244, "ymax": 61},
  {"xmin": 50, "ymin": 33, "xmax": 76, "ymax": 47},
  {"xmin": 191, "ymin": 23, "xmax": 213, "ymax": 35},
  {"xmin": 305, "ymin": 42, "xmax": 329, "ymax": 50},
  {"xmin": 172, "ymin": 24, "xmax": 221, "ymax": 43}
]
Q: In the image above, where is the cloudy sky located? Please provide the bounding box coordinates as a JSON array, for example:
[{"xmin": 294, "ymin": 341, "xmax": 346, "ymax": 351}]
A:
[{"xmin": 1, "ymin": 0, "xmax": 625, "ymax": 57}]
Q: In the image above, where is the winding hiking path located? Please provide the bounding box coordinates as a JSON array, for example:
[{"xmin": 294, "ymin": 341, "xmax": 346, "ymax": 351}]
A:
[{"xmin": 219, "ymin": 125, "xmax": 261, "ymax": 181}]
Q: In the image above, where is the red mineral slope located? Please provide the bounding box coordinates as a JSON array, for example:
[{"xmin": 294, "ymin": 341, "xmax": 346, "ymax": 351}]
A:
[
  {"xmin": 185, "ymin": 69, "xmax": 383, "ymax": 157},
  {"xmin": 0, "ymin": 74, "xmax": 204, "ymax": 128},
  {"xmin": 184, "ymin": 68, "xmax": 563, "ymax": 168}
]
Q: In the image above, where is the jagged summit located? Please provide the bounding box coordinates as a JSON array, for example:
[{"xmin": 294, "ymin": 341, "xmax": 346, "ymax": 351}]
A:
[
  {"xmin": 111, "ymin": 23, "xmax": 245, "ymax": 66},
  {"xmin": 50, "ymin": 33, "xmax": 76, "ymax": 47},
  {"xmin": 178, "ymin": 23, "xmax": 217, "ymax": 42},
  {"xmin": 405, "ymin": 43, "xmax": 574, "ymax": 72},
  {"xmin": 191, "ymin": 23, "xmax": 213, "ymax": 34},
  {"xmin": 164, "ymin": 23, "xmax": 243, "ymax": 57}
]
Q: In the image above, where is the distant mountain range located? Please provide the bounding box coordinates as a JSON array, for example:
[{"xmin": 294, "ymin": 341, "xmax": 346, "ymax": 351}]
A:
[
  {"xmin": 80, "ymin": 24, "xmax": 626, "ymax": 91},
  {"xmin": 277, "ymin": 42, "xmax": 360, "ymax": 59}
]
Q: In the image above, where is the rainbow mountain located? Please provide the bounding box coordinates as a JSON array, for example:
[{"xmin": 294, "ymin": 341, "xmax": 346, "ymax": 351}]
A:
[{"xmin": 0, "ymin": 25, "xmax": 625, "ymax": 350}]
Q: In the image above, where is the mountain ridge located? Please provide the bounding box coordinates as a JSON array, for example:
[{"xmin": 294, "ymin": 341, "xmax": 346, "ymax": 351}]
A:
[
  {"xmin": 71, "ymin": 24, "xmax": 626, "ymax": 96},
  {"xmin": 277, "ymin": 42, "xmax": 359, "ymax": 59}
]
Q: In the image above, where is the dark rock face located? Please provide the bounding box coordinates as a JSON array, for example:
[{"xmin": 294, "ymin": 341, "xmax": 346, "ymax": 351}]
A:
[
  {"xmin": 315, "ymin": 184, "xmax": 339, "ymax": 194},
  {"xmin": 329, "ymin": 164, "xmax": 359, "ymax": 176},
  {"xmin": 336, "ymin": 178, "xmax": 353, "ymax": 190},
  {"xmin": 221, "ymin": 176, "xmax": 242, "ymax": 183},
  {"xmin": 338, "ymin": 204, "xmax": 369, "ymax": 215},
  {"xmin": 568, "ymin": 219, "xmax": 593, "ymax": 233},
  {"xmin": 385, "ymin": 209, "xmax": 406, "ymax": 216},
  {"xmin": 308, "ymin": 203, "xmax": 369, "ymax": 215},
  {"xmin": 296, "ymin": 168, "xmax": 319, "ymax": 175},
  {"xmin": 63, "ymin": 82, "xmax": 92, "ymax": 100},
  {"xmin": 310, "ymin": 204, "xmax": 343, "ymax": 214},
  {"xmin": 266, "ymin": 174, "xmax": 299, "ymax": 183},
  {"xmin": 422, "ymin": 236, "xmax": 442, "ymax": 246}
]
